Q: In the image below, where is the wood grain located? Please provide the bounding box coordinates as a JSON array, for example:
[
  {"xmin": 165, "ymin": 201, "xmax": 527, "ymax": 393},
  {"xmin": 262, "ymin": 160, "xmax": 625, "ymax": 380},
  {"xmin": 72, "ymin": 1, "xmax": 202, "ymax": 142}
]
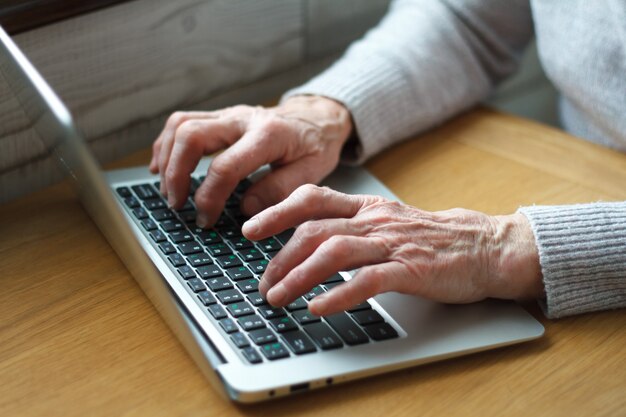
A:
[{"xmin": 0, "ymin": 109, "xmax": 624, "ymax": 417}]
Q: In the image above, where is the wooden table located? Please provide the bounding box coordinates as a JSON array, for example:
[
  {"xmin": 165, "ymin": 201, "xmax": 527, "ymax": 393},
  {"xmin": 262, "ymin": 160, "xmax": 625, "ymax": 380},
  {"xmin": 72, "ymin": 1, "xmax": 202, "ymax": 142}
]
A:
[{"xmin": 1, "ymin": 108, "xmax": 624, "ymax": 416}]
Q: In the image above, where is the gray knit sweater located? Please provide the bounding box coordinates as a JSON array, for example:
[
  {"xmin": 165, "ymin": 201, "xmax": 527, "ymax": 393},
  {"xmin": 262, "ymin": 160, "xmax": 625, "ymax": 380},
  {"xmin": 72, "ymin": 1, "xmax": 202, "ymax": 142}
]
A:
[{"xmin": 284, "ymin": 0, "xmax": 626, "ymax": 318}]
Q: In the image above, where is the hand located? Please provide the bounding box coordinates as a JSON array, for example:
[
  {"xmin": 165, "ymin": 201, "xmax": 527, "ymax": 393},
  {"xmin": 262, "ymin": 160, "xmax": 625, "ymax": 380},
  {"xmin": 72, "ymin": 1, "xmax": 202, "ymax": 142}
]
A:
[
  {"xmin": 242, "ymin": 185, "xmax": 544, "ymax": 316},
  {"xmin": 149, "ymin": 96, "xmax": 353, "ymax": 227}
]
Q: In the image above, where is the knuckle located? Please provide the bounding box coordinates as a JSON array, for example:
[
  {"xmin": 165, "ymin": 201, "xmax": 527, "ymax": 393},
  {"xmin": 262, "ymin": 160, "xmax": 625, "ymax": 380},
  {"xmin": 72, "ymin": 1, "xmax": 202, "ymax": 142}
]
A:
[
  {"xmin": 296, "ymin": 220, "xmax": 323, "ymax": 241},
  {"xmin": 294, "ymin": 183, "xmax": 322, "ymax": 203},
  {"xmin": 175, "ymin": 120, "xmax": 203, "ymax": 145},
  {"xmin": 323, "ymin": 235, "xmax": 351, "ymax": 258},
  {"xmin": 362, "ymin": 267, "xmax": 386, "ymax": 295},
  {"xmin": 167, "ymin": 111, "xmax": 187, "ymax": 127},
  {"xmin": 210, "ymin": 154, "xmax": 237, "ymax": 179}
]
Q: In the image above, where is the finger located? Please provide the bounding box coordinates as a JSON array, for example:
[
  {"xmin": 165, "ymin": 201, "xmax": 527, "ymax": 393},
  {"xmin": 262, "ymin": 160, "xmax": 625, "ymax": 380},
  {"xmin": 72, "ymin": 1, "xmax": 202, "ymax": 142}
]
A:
[
  {"xmin": 264, "ymin": 235, "xmax": 388, "ymax": 307},
  {"xmin": 258, "ymin": 218, "xmax": 358, "ymax": 295},
  {"xmin": 242, "ymin": 184, "xmax": 377, "ymax": 241},
  {"xmin": 194, "ymin": 126, "xmax": 289, "ymax": 227},
  {"xmin": 240, "ymin": 155, "xmax": 331, "ymax": 217},
  {"xmin": 164, "ymin": 118, "xmax": 244, "ymax": 208},
  {"xmin": 149, "ymin": 138, "xmax": 162, "ymax": 173},
  {"xmin": 308, "ymin": 261, "xmax": 407, "ymax": 316}
]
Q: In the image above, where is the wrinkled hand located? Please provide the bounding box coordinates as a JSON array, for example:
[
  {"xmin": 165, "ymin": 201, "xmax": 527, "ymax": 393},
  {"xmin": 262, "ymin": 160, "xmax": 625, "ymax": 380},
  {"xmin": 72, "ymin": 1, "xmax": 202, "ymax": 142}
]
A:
[
  {"xmin": 242, "ymin": 185, "xmax": 544, "ymax": 316},
  {"xmin": 150, "ymin": 96, "xmax": 352, "ymax": 227}
]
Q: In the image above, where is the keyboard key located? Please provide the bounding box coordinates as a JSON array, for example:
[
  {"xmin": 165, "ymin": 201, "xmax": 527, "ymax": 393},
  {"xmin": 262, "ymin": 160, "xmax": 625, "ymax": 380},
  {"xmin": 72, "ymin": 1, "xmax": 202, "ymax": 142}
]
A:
[
  {"xmin": 177, "ymin": 265, "xmax": 196, "ymax": 280},
  {"xmin": 226, "ymin": 302, "xmax": 254, "ymax": 318},
  {"xmin": 303, "ymin": 322, "xmax": 343, "ymax": 350},
  {"xmin": 225, "ymin": 266, "xmax": 253, "ymax": 281},
  {"xmin": 238, "ymin": 314, "xmax": 265, "ymax": 331},
  {"xmin": 187, "ymin": 278, "xmax": 206, "ymax": 293},
  {"xmin": 167, "ymin": 253, "xmax": 186, "ymax": 267},
  {"xmin": 160, "ymin": 219, "xmax": 185, "ymax": 232},
  {"xmin": 208, "ymin": 304, "xmax": 227, "ymax": 320},
  {"xmin": 170, "ymin": 230, "xmax": 193, "ymax": 243},
  {"xmin": 158, "ymin": 241, "xmax": 176, "ymax": 255},
  {"xmin": 347, "ymin": 302, "xmax": 372, "ymax": 312},
  {"xmin": 275, "ymin": 228, "xmax": 295, "ymax": 245},
  {"xmin": 237, "ymin": 248, "xmax": 264, "ymax": 262},
  {"xmin": 219, "ymin": 318, "xmax": 238, "ymax": 333},
  {"xmin": 235, "ymin": 179, "xmax": 252, "ymax": 194},
  {"xmin": 241, "ymin": 346, "xmax": 263, "ymax": 364},
  {"xmin": 216, "ymin": 289, "xmax": 243, "ymax": 304},
  {"xmin": 197, "ymin": 291, "xmax": 216, "ymax": 306},
  {"xmin": 292, "ymin": 310, "xmax": 321, "ymax": 325},
  {"xmin": 132, "ymin": 207, "xmax": 148, "ymax": 220},
  {"xmin": 187, "ymin": 252, "xmax": 212, "ymax": 267},
  {"xmin": 246, "ymin": 292, "xmax": 268, "ymax": 306},
  {"xmin": 236, "ymin": 278, "xmax": 259, "ymax": 293},
  {"xmin": 304, "ymin": 286, "xmax": 325, "ymax": 301},
  {"xmin": 178, "ymin": 199, "xmax": 195, "ymax": 212},
  {"xmin": 323, "ymin": 281, "xmax": 344, "ymax": 291},
  {"xmin": 352, "ymin": 310, "xmax": 384, "ymax": 326},
  {"xmin": 149, "ymin": 230, "xmax": 167, "ymax": 243},
  {"xmin": 248, "ymin": 259, "xmax": 269, "ymax": 274},
  {"xmin": 281, "ymin": 330, "xmax": 316, "ymax": 355},
  {"xmin": 143, "ymin": 198, "xmax": 166, "ymax": 211},
  {"xmin": 230, "ymin": 332, "xmax": 250, "ymax": 348},
  {"xmin": 178, "ymin": 241, "xmax": 203, "ymax": 255},
  {"xmin": 324, "ymin": 273, "xmax": 345, "ymax": 284},
  {"xmin": 116, "ymin": 186, "xmax": 132, "ymax": 198},
  {"xmin": 258, "ymin": 306, "xmax": 287, "ymax": 320},
  {"xmin": 215, "ymin": 214, "xmax": 234, "ymax": 228},
  {"xmin": 325, "ymin": 313, "xmax": 369, "ymax": 345},
  {"xmin": 265, "ymin": 250, "xmax": 279, "ymax": 259},
  {"xmin": 258, "ymin": 238, "xmax": 281, "ymax": 252},
  {"xmin": 132, "ymin": 184, "xmax": 158, "ymax": 200},
  {"xmin": 206, "ymin": 277, "xmax": 233, "ymax": 292},
  {"xmin": 220, "ymin": 227, "xmax": 241, "ymax": 239},
  {"xmin": 216, "ymin": 254, "xmax": 242, "ymax": 268},
  {"xmin": 196, "ymin": 229, "xmax": 222, "ymax": 245},
  {"xmin": 268, "ymin": 316, "xmax": 298, "ymax": 333},
  {"xmin": 207, "ymin": 243, "xmax": 231, "ymax": 257},
  {"xmin": 152, "ymin": 208, "xmax": 175, "ymax": 222},
  {"xmin": 249, "ymin": 328, "xmax": 277, "ymax": 345},
  {"xmin": 260, "ymin": 342, "xmax": 289, "ymax": 360},
  {"xmin": 179, "ymin": 211, "xmax": 196, "ymax": 224},
  {"xmin": 363, "ymin": 322, "xmax": 399, "ymax": 341},
  {"xmin": 228, "ymin": 237, "xmax": 253, "ymax": 250},
  {"xmin": 286, "ymin": 297, "xmax": 308, "ymax": 311},
  {"xmin": 196, "ymin": 265, "xmax": 222, "ymax": 279},
  {"xmin": 140, "ymin": 218, "xmax": 157, "ymax": 231},
  {"xmin": 124, "ymin": 196, "xmax": 140, "ymax": 208}
]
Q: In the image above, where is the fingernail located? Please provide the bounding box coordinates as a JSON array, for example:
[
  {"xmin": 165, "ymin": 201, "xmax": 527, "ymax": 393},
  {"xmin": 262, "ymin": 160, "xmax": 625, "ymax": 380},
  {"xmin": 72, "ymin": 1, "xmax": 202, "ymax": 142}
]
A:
[
  {"xmin": 196, "ymin": 212, "xmax": 209, "ymax": 228},
  {"xmin": 267, "ymin": 283, "xmax": 287, "ymax": 306},
  {"xmin": 242, "ymin": 216, "xmax": 260, "ymax": 236},
  {"xmin": 242, "ymin": 194, "xmax": 263, "ymax": 215},
  {"xmin": 167, "ymin": 193, "xmax": 176, "ymax": 208},
  {"xmin": 258, "ymin": 278, "xmax": 269, "ymax": 296}
]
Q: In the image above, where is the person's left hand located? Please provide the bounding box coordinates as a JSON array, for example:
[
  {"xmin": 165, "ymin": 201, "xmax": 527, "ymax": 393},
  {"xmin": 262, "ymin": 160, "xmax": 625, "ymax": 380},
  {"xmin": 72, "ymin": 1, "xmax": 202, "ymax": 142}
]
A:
[{"xmin": 242, "ymin": 184, "xmax": 543, "ymax": 316}]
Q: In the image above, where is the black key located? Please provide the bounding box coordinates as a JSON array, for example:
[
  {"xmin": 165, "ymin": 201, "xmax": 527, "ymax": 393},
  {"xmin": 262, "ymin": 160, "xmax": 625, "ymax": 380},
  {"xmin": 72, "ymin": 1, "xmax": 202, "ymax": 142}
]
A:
[
  {"xmin": 196, "ymin": 229, "xmax": 222, "ymax": 245},
  {"xmin": 177, "ymin": 265, "xmax": 196, "ymax": 280},
  {"xmin": 124, "ymin": 196, "xmax": 140, "ymax": 208},
  {"xmin": 323, "ymin": 281, "xmax": 344, "ymax": 291},
  {"xmin": 282, "ymin": 330, "xmax": 317, "ymax": 355},
  {"xmin": 116, "ymin": 186, "xmax": 132, "ymax": 198},
  {"xmin": 246, "ymin": 292, "xmax": 268, "ymax": 306},
  {"xmin": 258, "ymin": 238, "xmax": 281, "ymax": 252},
  {"xmin": 179, "ymin": 211, "xmax": 196, "ymax": 224},
  {"xmin": 235, "ymin": 179, "xmax": 252, "ymax": 194},
  {"xmin": 249, "ymin": 328, "xmax": 277, "ymax": 345},
  {"xmin": 160, "ymin": 219, "xmax": 185, "ymax": 232},
  {"xmin": 187, "ymin": 278, "xmax": 206, "ymax": 293},
  {"xmin": 303, "ymin": 322, "xmax": 343, "ymax": 350},
  {"xmin": 248, "ymin": 259, "xmax": 269, "ymax": 274},
  {"xmin": 258, "ymin": 306, "xmax": 286, "ymax": 320},
  {"xmin": 140, "ymin": 218, "xmax": 157, "ymax": 231},
  {"xmin": 132, "ymin": 184, "xmax": 158, "ymax": 200},
  {"xmin": 187, "ymin": 252, "xmax": 212, "ymax": 267},
  {"xmin": 179, "ymin": 198, "xmax": 195, "ymax": 212},
  {"xmin": 286, "ymin": 297, "xmax": 308, "ymax": 312},
  {"xmin": 225, "ymin": 194, "xmax": 239, "ymax": 208},
  {"xmin": 347, "ymin": 302, "xmax": 372, "ymax": 312},
  {"xmin": 207, "ymin": 243, "xmax": 231, "ymax": 257},
  {"xmin": 259, "ymin": 342, "xmax": 289, "ymax": 360},
  {"xmin": 220, "ymin": 227, "xmax": 241, "ymax": 239},
  {"xmin": 225, "ymin": 266, "xmax": 253, "ymax": 281},
  {"xmin": 152, "ymin": 208, "xmax": 175, "ymax": 222},
  {"xmin": 167, "ymin": 253, "xmax": 186, "ymax": 267},
  {"xmin": 219, "ymin": 318, "xmax": 238, "ymax": 334},
  {"xmin": 216, "ymin": 254, "xmax": 242, "ymax": 268},
  {"xmin": 363, "ymin": 322, "xmax": 399, "ymax": 341},
  {"xmin": 189, "ymin": 178, "xmax": 200, "ymax": 195},
  {"xmin": 275, "ymin": 228, "xmax": 295, "ymax": 245},
  {"xmin": 292, "ymin": 310, "xmax": 321, "ymax": 325},
  {"xmin": 228, "ymin": 237, "xmax": 253, "ymax": 250},
  {"xmin": 268, "ymin": 316, "xmax": 298, "ymax": 333},
  {"xmin": 149, "ymin": 229, "xmax": 167, "ymax": 243},
  {"xmin": 178, "ymin": 241, "xmax": 203, "ymax": 255},
  {"xmin": 238, "ymin": 314, "xmax": 265, "ymax": 331},
  {"xmin": 159, "ymin": 241, "xmax": 176, "ymax": 255},
  {"xmin": 230, "ymin": 332, "xmax": 250, "ymax": 348},
  {"xmin": 304, "ymin": 286, "xmax": 325, "ymax": 301},
  {"xmin": 206, "ymin": 277, "xmax": 233, "ymax": 292},
  {"xmin": 132, "ymin": 207, "xmax": 148, "ymax": 220},
  {"xmin": 143, "ymin": 198, "xmax": 166, "ymax": 211},
  {"xmin": 197, "ymin": 291, "xmax": 216, "ymax": 306},
  {"xmin": 238, "ymin": 248, "xmax": 264, "ymax": 262},
  {"xmin": 226, "ymin": 301, "xmax": 254, "ymax": 318},
  {"xmin": 265, "ymin": 250, "xmax": 280, "ymax": 259},
  {"xmin": 170, "ymin": 230, "xmax": 193, "ymax": 243},
  {"xmin": 324, "ymin": 273, "xmax": 345, "ymax": 284},
  {"xmin": 236, "ymin": 278, "xmax": 259, "ymax": 293},
  {"xmin": 216, "ymin": 289, "xmax": 243, "ymax": 304},
  {"xmin": 352, "ymin": 310, "xmax": 384, "ymax": 326},
  {"xmin": 325, "ymin": 313, "xmax": 369, "ymax": 345},
  {"xmin": 196, "ymin": 265, "xmax": 222, "ymax": 279},
  {"xmin": 208, "ymin": 304, "xmax": 227, "ymax": 320},
  {"xmin": 241, "ymin": 346, "xmax": 262, "ymax": 364}
]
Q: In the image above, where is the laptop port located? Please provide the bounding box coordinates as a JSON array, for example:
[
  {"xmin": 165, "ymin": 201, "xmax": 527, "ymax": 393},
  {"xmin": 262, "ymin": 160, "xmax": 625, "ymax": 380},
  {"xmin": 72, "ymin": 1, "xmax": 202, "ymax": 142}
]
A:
[{"xmin": 289, "ymin": 383, "xmax": 310, "ymax": 393}]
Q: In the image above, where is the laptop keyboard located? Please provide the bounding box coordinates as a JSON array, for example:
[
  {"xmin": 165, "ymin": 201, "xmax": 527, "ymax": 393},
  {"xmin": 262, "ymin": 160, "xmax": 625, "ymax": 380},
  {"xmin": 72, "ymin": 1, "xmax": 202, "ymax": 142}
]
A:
[{"xmin": 116, "ymin": 177, "xmax": 398, "ymax": 364}]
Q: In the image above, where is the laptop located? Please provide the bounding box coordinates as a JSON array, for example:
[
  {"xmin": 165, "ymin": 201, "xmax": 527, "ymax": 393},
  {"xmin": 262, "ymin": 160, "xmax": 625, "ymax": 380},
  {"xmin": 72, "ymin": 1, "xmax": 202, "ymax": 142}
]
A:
[{"xmin": 0, "ymin": 25, "xmax": 544, "ymax": 402}]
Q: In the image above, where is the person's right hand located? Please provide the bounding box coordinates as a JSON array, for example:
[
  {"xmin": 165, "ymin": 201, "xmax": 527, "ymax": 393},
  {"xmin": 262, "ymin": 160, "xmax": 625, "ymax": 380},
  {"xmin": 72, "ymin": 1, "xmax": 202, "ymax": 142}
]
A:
[{"xmin": 149, "ymin": 95, "xmax": 353, "ymax": 228}]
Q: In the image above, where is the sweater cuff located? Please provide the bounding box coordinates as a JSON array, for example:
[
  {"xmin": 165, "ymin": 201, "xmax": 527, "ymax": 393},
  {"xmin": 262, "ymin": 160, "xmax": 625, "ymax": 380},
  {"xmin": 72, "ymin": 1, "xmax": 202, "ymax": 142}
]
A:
[{"xmin": 518, "ymin": 202, "xmax": 626, "ymax": 319}]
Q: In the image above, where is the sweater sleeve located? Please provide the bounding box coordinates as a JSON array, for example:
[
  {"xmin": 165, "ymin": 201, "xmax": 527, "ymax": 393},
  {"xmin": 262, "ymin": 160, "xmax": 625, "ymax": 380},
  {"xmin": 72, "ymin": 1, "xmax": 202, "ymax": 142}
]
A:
[
  {"xmin": 518, "ymin": 202, "xmax": 626, "ymax": 318},
  {"xmin": 282, "ymin": 0, "xmax": 534, "ymax": 164}
]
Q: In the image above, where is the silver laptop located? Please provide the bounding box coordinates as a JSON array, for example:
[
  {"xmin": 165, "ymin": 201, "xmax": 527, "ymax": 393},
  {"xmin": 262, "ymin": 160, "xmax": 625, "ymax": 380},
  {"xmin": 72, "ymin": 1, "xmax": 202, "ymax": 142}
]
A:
[{"xmin": 0, "ymin": 26, "xmax": 543, "ymax": 402}]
